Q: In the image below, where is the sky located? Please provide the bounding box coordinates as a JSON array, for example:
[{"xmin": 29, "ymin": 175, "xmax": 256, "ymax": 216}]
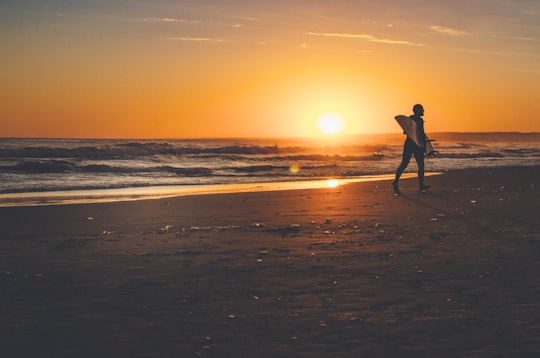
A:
[{"xmin": 1, "ymin": 0, "xmax": 539, "ymax": 138}]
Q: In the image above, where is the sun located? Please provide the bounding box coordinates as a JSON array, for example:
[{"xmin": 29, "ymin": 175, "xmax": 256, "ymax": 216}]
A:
[{"xmin": 316, "ymin": 112, "xmax": 346, "ymax": 135}]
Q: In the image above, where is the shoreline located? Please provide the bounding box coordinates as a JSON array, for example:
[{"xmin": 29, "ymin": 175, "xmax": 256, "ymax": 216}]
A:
[
  {"xmin": 0, "ymin": 173, "xmax": 428, "ymax": 207},
  {"xmin": 1, "ymin": 166, "xmax": 539, "ymax": 356}
]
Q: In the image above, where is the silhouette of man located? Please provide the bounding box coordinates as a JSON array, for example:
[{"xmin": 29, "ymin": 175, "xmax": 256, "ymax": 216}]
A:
[{"xmin": 393, "ymin": 104, "xmax": 431, "ymax": 194}]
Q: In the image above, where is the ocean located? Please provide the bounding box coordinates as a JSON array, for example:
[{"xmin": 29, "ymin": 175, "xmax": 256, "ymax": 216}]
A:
[{"xmin": 1, "ymin": 133, "xmax": 539, "ymax": 206}]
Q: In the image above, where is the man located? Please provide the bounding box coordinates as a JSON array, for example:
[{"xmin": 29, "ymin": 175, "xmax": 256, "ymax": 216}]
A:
[{"xmin": 393, "ymin": 104, "xmax": 431, "ymax": 195}]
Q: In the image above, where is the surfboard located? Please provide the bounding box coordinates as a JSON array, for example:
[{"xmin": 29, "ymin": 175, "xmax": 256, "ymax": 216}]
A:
[{"xmin": 394, "ymin": 115, "xmax": 437, "ymax": 155}]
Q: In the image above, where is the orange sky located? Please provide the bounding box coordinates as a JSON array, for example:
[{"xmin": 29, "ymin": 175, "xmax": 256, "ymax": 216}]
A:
[{"xmin": 1, "ymin": 1, "xmax": 539, "ymax": 138}]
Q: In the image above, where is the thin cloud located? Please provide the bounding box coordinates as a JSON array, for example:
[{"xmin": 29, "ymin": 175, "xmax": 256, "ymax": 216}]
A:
[
  {"xmin": 430, "ymin": 25, "xmax": 469, "ymax": 37},
  {"xmin": 168, "ymin": 37, "xmax": 228, "ymax": 42},
  {"xmin": 145, "ymin": 17, "xmax": 200, "ymax": 24},
  {"xmin": 307, "ymin": 32, "xmax": 424, "ymax": 46},
  {"xmin": 511, "ymin": 67, "xmax": 540, "ymax": 75},
  {"xmin": 236, "ymin": 16, "xmax": 258, "ymax": 21}
]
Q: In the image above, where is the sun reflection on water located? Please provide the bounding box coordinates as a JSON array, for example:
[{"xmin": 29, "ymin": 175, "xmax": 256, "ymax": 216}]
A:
[{"xmin": 327, "ymin": 179, "xmax": 339, "ymax": 188}]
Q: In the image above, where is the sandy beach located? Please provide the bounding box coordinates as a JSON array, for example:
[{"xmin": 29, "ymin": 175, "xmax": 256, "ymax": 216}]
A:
[{"xmin": 1, "ymin": 166, "xmax": 539, "ymax": 357}]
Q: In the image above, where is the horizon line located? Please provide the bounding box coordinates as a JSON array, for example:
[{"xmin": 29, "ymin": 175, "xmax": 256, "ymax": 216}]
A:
[{"xmin": 1, "ymin": 131, "xmax": 539, "ymax": 141}]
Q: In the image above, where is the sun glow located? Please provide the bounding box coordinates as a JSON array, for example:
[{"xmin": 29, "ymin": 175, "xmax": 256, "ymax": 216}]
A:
[
  {"xmin": 316, "ymin": 112, "xmax": 346, "ymax": 135},
  {"xmin": 327, "ymin": 179, "xmax": 339, "ymax": 188}
]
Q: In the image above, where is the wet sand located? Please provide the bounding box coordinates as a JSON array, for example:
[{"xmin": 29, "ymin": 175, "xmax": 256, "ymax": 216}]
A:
[{"xmin": 1, "ymin": 166, "xmax": 539, "ymax": 357}]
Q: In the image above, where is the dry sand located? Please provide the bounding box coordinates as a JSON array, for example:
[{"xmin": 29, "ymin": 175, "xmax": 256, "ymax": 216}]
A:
[{"xmin": 1, "ymin": 166, "xmax": 539, "ymax": 357}]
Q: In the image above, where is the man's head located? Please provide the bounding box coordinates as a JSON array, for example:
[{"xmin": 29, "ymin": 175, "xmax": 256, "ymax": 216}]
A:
[{"xmin": 413, "ymin": 104, "xmax": 424, "ymax": 116}]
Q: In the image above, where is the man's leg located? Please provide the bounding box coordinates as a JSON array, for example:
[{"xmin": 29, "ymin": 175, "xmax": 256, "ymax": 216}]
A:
[
  {"xmin": 393, "ymin": 145, "xmax": 413, "ymax": 194},
  {"xmin": 414, "ymin": 150, "xmax": 430, "ymax": 191}
]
